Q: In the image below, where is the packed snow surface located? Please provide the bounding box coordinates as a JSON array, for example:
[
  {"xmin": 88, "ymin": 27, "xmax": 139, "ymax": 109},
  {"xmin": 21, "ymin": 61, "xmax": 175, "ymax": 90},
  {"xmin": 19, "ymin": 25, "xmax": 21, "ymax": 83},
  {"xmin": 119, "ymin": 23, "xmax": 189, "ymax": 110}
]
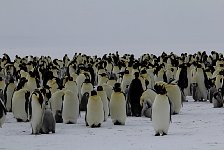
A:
[{"xmin": 1, "ymin": 97, "xmax": 224, "ymax": 150}]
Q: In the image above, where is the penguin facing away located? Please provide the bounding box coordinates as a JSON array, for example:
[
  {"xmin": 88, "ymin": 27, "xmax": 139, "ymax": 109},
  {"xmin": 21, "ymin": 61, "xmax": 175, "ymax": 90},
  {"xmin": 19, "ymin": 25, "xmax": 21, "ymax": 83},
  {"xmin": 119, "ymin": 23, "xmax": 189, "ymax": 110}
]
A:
[
  {"xmin": 86, "ymin": 90, "xmax": 104, "ymax": 128},
  {"xmin": 152, "ymin": 82, "xmax": 171, "ymax": 136}
]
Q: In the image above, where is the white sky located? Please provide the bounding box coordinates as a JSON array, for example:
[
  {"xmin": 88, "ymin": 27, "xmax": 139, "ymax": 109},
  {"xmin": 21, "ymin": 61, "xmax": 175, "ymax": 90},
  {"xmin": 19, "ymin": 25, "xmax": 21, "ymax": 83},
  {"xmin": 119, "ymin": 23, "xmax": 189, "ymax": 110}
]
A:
[{"xmin": 0, "ymin": 0, "xmax": 224, "ymax": 58}]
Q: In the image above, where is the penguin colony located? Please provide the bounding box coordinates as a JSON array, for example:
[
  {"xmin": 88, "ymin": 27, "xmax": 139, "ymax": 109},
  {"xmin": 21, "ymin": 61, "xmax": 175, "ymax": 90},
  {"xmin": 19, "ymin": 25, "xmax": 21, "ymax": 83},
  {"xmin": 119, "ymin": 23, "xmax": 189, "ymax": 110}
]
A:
[{"xmin": 0, "ymin": 51, "xmax": 223, "ymax": 136}]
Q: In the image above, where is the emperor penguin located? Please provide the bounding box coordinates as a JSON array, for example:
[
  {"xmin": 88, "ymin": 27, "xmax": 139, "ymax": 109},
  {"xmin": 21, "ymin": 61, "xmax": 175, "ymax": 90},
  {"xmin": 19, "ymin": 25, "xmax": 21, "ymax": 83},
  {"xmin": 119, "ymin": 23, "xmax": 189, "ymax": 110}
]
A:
[
  {"xmin": 140, "ymin": 88, "xmax": 157, "ymax": 118},
  {"xmin": 11, "ymin": 87, "xmax": 30, "ymax": 122},
  {"xmin": 194, "ymin": 64, "xmax": 209, "ymax": 101},
  {"xmin": 26, "ymin": 71, "xmax": 40, "ymax": 93},
  {"xmin": 4, "ymin": 77, "xmax": 16, "ymax": 111},
  {"xmin": 62, "ymin": 90, "xmax": 79, "ymax": 124},
  {"xmin": 86, "ymin": 90, "xmax": 104, "ymax": 128},
  {"xmin": 49, "ymin": 89, "xmax": 64, "ymax": 120},
  {"xmin": 31, "ymin": 90, "xmax": 45, "ymax": 134},
  {"xmin": 80, "ymin": 78, "xmax": 93, "ymax": 111},
  {"xmin": 41, "ymin": 100, "xmax": 56, "ymax": 134},
  {"xmin": 212, "ymin": 89, "xmax": 223, "ymax": 108},
  {"xmin": 121, "ymin": 70, "xmax": 133, "ymax": 93},
  {"xmin": 166, "ymin": 83, "xmax": 182, "ymax": 114},
  {"xmin": 110, "ymin": 83, "xmax": 126, "ymax": 125},
  {"xmin": 97, "ymin": 86, "xmax": 109, "ymax": 121},
  {"xmin": 152, "ymin": 82, "xmax": 171, "ymax": 136},
  {"xmin": 0, "ymin": 97, "xmax": 7, "ymax": 127}
]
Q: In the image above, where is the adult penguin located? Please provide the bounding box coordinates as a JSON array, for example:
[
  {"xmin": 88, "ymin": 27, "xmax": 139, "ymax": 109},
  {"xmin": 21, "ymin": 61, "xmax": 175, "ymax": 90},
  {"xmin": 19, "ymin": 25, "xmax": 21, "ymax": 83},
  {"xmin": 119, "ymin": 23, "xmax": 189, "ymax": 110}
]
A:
[
  {"xmin": 165, "ymin": 83, "xmax": 182, "ymax": 114},
  {"xmin": 0, "ymin": 95, "xmax": 7, "ymax": 127},
  {"xmin": 121, "ymin": 70, "xmax": 133, "ymax": 93},
  {"xmin": 128, "ymin": 72, "xmax": 144, "ymax": 117},
  {"xmin": 49, "ymin": 89, "xmax": 64, "ymax": 120},
  {"xmin": 97, "ymin": 86, "xmax": 109, "ymax": 121},
  {"xmin": 86, "ymin": 90, "xmax": 104, "ymax": 128},
  {"xmin": 62, "ymin": 90, "xmax": 79, "ymax": 124},
  {"xmin": 4, "ymin": 77, "xmax": 16, "ymax": 111},
  {"xmin": 11, "ymin": 78, "xmax": 30, "ymax": 122},
  {"xmin": 152, "ymin": 82, "xmax": 171, "ymax": 136},
  {"xmin": 195, "ymin": 63, "xmax": 209, "ymax": 101},
  {"xmin": 30, "ymin": 90, "xmax": 45, "ymax": 134},
  {"xmin": 80, "ymin": 78, "xmax": 93, "ymax": 111},
  {"xmin": 110, "ymin": 83, "xmax": 126, "ymax": 125}
]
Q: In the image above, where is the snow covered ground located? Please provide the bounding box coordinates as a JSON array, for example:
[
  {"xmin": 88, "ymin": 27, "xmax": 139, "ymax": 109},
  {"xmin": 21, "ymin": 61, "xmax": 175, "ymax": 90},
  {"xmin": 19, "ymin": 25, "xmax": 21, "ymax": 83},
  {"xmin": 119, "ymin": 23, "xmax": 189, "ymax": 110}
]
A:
[{"xmin": 1, "ymin": 96, "xmax": 224, "ymax": 150}]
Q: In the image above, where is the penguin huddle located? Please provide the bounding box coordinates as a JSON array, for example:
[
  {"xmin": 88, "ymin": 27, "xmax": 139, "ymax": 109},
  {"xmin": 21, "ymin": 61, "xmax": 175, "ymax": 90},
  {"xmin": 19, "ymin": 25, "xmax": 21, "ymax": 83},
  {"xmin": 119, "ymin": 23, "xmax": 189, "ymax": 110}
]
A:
[{"xmin": 0, "ymin": 50, "xmax": 223, "ymax": 135}]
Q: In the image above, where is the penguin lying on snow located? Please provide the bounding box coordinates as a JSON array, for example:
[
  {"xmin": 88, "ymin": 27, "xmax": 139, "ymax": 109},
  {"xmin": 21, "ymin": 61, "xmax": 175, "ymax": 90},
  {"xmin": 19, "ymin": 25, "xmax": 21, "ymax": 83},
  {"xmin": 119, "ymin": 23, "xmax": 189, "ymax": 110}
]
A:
[{"xmin": 152, "ymin": 82, "xmax": 172, "ymax": 136}]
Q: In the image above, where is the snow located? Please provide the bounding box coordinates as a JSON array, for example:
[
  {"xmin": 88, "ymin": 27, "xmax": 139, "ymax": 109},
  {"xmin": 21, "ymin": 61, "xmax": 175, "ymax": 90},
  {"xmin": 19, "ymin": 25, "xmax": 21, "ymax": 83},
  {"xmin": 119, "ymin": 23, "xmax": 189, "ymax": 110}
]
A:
[{"xmin": 1, "ymin": 97, "xmax": 224, "ymax": 150}]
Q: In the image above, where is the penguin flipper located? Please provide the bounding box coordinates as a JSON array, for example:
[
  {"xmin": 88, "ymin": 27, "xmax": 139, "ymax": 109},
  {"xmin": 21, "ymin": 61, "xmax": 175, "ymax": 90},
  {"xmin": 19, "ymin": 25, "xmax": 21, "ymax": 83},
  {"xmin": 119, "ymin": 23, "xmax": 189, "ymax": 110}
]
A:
[
  {"xmin": 169, "ymin": 99, "xmax": 172, "ymax": 123},
  {"xmin": 0, "ymin": 99, "xmax": 7, "ymax": 114}
]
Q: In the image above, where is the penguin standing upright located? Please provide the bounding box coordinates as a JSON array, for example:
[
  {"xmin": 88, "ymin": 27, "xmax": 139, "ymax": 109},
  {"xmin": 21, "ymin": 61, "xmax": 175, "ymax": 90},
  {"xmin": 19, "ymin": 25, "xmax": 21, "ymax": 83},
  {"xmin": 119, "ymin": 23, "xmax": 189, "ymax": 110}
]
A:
[
  {"xmin": 86, "ymin": 90, "xmax": 104, "ymax": 128},
  {"xmin": 97, "ymin": 86, "xmax": 109, "ymax": 121},
  {"xmin": 31, "ymin": 90, "xmax": 45, "ymax": 134},
  {"xmin": 152, "ymin": 82, "xmax": 171, "ymax": 136},
  {"xmin": 128, "ymin": 72, "xmax": 144, "ymax": 117},
  {"xmin": 4, "ymin": 77, "xmax": 16, "ymax": 111},
  {"xmin": 11, "ymin": 88, "xmax": 30, "ymax": 122},
  {"xmin": 49, "ymin": 89, "xmax": 64, "ymax": 120},
  {"xmin": 110, "ymin": 83, "xmax": 126, "ymax": 125},
  {"xmin": 41, "ymin": 100, "xmax": 56, "ymax": 134},
  {"xmin": 62, "ymin": 90, "xmax": 79, "ymax": 124},
  {"xmin": 166, "ymin": 83, "xmax": 182, "ymax": 114}
]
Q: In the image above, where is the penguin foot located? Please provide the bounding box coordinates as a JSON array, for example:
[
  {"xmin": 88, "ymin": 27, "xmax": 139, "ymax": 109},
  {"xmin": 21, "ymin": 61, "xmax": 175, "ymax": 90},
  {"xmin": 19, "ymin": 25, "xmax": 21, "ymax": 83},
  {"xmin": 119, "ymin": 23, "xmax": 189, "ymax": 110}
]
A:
[
  {"xmin": 16, "ymin": 118, "xmax": 23, "ymax": 122},
  {"xmin": 155, "ymin": 133, "xmax": 160, "ymax": 136},
  {"xmin": 66, "ymin": 121, "xmax": 74, "ymax": 124},
  {"xmin": 114, "ymin": 121, "xmax": 122, "ymax": 125},
  {"xmin": 96, "ymin": 123, "xmax": 101, "ymax": 127},
  {"xmin": 162, "ymin": 132, "xmax": 167, "ymax": 136}
]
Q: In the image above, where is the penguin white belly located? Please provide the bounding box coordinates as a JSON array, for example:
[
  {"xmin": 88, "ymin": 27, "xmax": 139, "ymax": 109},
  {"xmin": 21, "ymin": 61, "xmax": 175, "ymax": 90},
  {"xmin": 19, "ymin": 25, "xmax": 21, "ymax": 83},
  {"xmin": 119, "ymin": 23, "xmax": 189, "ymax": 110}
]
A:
[
  {"xmin": 86, "ymin": 96, "xmax": 104, "ymax": 126},
  {"xmin": 31, "ymin": 100, "xmax": 44, "ymax": 134},
  {"xmin": 166, "ymin": 85, "xmax": 182, "ymax": 114},
  {"xmin": 12, "ymin": 91, "xmax": 28, "ymax": 121},
  {"xmin": 152, "ymin": 95, "xmax": 170, "ymax": 134},
  {"xmin": 62, "ymin": 90, "xmax": 79, "ymax": 124},
  {"xmin": 6, "ymin": 84, "xmax": 16, "ymax": 111},
  {"xmin": 110, "ymin": 93, "xmax": 126, "ymax": 124},
  {"xmin": 98, "ymin": 91, "xmax": 109, "ymax": 121},
  {"xmin": 49, "ymin": 90, "xmax": 64, "ymax": 117}
]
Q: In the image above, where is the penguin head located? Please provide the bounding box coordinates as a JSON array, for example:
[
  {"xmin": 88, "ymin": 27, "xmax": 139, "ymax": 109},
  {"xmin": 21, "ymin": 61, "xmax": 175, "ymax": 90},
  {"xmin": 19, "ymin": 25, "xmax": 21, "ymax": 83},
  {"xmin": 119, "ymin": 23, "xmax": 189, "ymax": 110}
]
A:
[
  {"xmin": 113, "ymin": 83, "xmax": 121, "ymax": 92},
  {"xmin": 134, "ymin": 72, "xmax": 140, "ymax": 79},
  {"xmin": 154, "ymin": 82, "xmax": 167, "ymax": 95},
  {"xmin": 91, "ymin": 90, "xmax": 97, "ymax": 96},
  {"xmin": 84, "ymin": 78, "xmax": 91, "ymax": 83},
  {"xmin": 32, "ymin": 90, "xmax": 44, "ymax": 107},
  {"xmin": 97, "ymin": 86, "xmax": 103, "ymax": 91}
]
